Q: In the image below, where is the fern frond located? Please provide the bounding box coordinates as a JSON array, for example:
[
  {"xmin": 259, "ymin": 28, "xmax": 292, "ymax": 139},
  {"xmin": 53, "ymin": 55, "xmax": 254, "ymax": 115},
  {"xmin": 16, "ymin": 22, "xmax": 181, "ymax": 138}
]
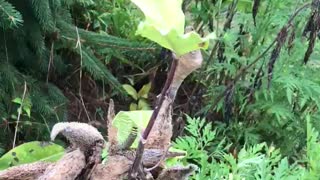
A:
[
  {"xmin": 25, "ymin": 21, "xmax": 45, "ymax": 56},
  {"xmin": 30, "ymin": 0, "xmax": 55, "ymax": 32},
  {"xmin": 46, "ymin": 83, "xmax": 67, "ymax": 105},
  {"xmin": 62, "ymin": 0, "xmax": 94, "ymax": 7},
  {"xmin": 0, "ymin": 0, "xmax": 23, "ymax": 29},
  {"xmin": 81, "ymin": 48, "xmax": 124, "ymax": 94},
  {"xmin": 306, "ymin": 115, "xmax": 320, "ymax": 178},
  {"xmin": 57, "ymin": 20, "xmax": 156, "ymax": 51}
]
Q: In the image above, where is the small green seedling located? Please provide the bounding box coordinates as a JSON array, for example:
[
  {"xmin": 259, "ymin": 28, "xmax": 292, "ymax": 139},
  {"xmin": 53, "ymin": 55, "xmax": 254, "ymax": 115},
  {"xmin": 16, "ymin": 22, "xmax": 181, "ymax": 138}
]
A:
[{"xmin": 122, "ymin": 82, "xmax": 151, "ymax": 110}]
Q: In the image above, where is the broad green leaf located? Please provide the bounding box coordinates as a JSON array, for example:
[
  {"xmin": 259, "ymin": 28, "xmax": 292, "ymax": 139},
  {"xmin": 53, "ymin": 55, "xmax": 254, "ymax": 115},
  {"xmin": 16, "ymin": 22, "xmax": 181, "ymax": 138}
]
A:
[
  {"xmin": 138, "ymin": 99, "xmax": 151, "ymax": 110},
  {"xmin": 24, "ymin": 107, "xmax": 31, "ymax": 118},
  {"xmin": 122, "ymin": 84, "xmax": 138, "ymax": 100},
  {"xmin": 137, "ymin": 82, "xmax": 151, "ymax": 99},
  {"xmin": 129, "ymin": 103, "xmax": 138, "ymax": 111},
  {"xmin": 130, "ymin": 0, "xmax": 215, "ymax": 56},
  {"xmin": 112, "ymin": 110, "xmax": 153, "ymax": 148},
  {"xmin": 0, "ymin": 141, "xmax": 65, "ymax": 170},
  {"xmin": 12, "ymin": 97, "xmax": 32, "ymax": 117},
  {"xmin": 12, "ymin": 97, "xmax": 22, "ymax": 104},
  {"xmin": 131, "ymin": 0, "xmax": 185, "ymax": 34}
]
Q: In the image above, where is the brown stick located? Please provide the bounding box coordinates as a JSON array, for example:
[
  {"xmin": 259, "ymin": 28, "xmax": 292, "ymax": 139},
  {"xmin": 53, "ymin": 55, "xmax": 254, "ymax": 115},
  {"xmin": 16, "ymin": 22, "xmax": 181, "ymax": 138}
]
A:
[{"xmin": 129, "ymin": 55, "xmax": 178, "ymax": 179}]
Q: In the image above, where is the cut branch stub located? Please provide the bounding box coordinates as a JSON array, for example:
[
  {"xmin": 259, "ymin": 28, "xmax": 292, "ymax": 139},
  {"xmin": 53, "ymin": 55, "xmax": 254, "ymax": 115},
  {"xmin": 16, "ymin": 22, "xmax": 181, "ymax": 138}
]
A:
[
  {"xmin": 107, "ymin": 99, "xmax": 119, "ymax": 154},
  {"xmin": 169, "ymin": 50, "xmax": 203, "ymax": 99}
]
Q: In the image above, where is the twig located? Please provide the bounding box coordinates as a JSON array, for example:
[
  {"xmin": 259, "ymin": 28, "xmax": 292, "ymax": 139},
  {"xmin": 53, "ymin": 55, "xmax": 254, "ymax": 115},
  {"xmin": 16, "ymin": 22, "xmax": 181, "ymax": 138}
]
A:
[
  {"xmin": 145, "ymin": 144, "xmax": 172, "ymax": 172},
  {"xmin": 12, "ymin": 81, "xmax": 27, "ymax": 148},
  {"xmin": 46, "ymin": 42, "xmax": 54, "ymax": 84},
  {"xmin": 3, "ymin": 28, "xmax": 9, "ymax": 64},
  {"xmin": 129, "ymin": 55, "xmax": 178, "ymax": 179},
  {"xmin": 75, "ymin": 27, "xmax": 92, "ymax": 122}
]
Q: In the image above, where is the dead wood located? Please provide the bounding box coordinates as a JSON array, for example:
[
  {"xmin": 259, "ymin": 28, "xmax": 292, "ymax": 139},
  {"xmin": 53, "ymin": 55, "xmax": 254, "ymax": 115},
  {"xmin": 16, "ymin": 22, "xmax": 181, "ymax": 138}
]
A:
[
  {"xmin": 38, "ymin": 149, "xmax": 85, "ymax": 180},
  {"xmin": 145, "ymin": 96, "xmax": 173, "ymax": 150},
  {"xmin": 107, "ymin": 99, "xmax": 119, "ymax": 154},
  {"xmin": 90, "ymin": 155, "xmax": 132, "ymax": 180},
  {"xmin": 0, "ymin": 162, "xmax": 51, "ymax": 180}
]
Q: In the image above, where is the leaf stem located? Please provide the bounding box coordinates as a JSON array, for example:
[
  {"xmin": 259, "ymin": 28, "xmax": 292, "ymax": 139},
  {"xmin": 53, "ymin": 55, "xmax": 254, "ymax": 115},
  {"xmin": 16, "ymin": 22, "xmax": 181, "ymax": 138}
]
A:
[{"xmin": 13, "ymin": 81, "xmax": 27, "ymax": 148}]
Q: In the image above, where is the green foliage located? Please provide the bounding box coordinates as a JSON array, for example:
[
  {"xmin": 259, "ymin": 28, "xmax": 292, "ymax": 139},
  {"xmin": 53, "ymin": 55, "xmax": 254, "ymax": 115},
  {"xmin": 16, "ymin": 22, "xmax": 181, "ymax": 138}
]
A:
[
  {"xmin": 1, "ymin": 1, "xmax": 320, "ymax": 179},
  {"xmin": 129, "ymin": 0, "xmax": 215, "ymax": 56},
  {"xmin": 112, "ymin": 110, "xmax": 152, "ymax": 148},
  {"xmin": 0, "ymin": 141, "xmax": 64, "ymax": 170},
  {"xmin": 0, "ymin": 0, "xmax": 23, "ymax": 29},
  {"xmin": 0, "ymin": 0, "xmax": 157, "ymax": 150},
  {"xmin": 123, "ymin": 82, "xmax": 151, "ymax": 110},
  {"xmin": 304, "ymin": 115, "xmax": 320, "ymax": 179},
  {"xmin": 174, "ymin": 116, "xmax": 312, "ymax": 179},
  {"xmin": 12, "ymin": 96, "xmax": 32, "ymax": 118},
  {"xmin": 186, "ymin": 0, "xmax": 320, "ymax": 158}
]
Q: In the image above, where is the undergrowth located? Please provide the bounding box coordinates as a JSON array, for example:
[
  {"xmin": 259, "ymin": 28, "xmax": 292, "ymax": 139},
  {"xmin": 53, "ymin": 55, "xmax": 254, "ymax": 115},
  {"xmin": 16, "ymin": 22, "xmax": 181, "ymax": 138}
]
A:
[
  {"xmin": 1, "ymin": 0, "xmax": 320, "ymax": 179},
  {"xmin": 174, "ymin": 115, "xmax": 320, "ymax": 179}
]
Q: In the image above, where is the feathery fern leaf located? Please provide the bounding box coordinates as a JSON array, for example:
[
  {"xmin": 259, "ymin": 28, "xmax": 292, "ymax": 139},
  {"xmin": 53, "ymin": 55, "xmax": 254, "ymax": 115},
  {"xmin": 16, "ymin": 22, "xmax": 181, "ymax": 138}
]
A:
[{"xmin": 0, "ymin": 0, "xmax": 23, "ymax": 29}]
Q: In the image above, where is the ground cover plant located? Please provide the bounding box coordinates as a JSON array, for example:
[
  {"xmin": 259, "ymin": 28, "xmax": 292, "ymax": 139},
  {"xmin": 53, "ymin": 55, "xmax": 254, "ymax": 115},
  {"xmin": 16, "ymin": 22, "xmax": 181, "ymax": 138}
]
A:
[{"xmin": 0, "ymin": 0, "xmax": 320, "ymax": 179}]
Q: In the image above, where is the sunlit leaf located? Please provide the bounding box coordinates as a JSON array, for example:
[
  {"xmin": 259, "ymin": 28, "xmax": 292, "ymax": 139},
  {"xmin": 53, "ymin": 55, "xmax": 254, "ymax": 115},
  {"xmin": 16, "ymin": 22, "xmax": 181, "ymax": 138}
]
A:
[
  {"xmin": 138, "ymin": 99, "xmax": 151, "ymax": 110},
  {"xmin": 112, "ymin": 110, "xmax": 153, "ymax": 148},
  {"xmin": 12, "ymin": 98, "xmax": 22, "ymax": 104},
  {"xmin": 122, "ymin": 84, "xmax": 138, "ymax": 100},
  {"xmin": 0, "ymin": 141, "xmax": 64, "ymax": 170},
  {"xmin": 130, "ymin": 0, "xmax": 215, "ymax": 56},
  {"xmin": 137, "ymin": 82, "xmax": 151, "ymax": 99},
  {"xmin": 129, "ymin": 103, "xmax": 138, "ymax": 111},
  {"xmin": 23, "ymin": 107, "xmax": 31, "ymax": 118}
]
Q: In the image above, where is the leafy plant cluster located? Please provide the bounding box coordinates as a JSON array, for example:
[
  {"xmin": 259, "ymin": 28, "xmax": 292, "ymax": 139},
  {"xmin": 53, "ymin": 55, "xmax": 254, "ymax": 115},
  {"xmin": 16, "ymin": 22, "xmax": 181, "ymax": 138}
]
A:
[
  {"xmin": 174, "ymin": 115, "xmax": 320, "ymax": 179},
  {"xmin": 1, "ymin": 0, "xmax": 320, "ymax": 179},
  {"xmin": 181, "ymin": 0, "xmax": 320, "ymax": 158}
]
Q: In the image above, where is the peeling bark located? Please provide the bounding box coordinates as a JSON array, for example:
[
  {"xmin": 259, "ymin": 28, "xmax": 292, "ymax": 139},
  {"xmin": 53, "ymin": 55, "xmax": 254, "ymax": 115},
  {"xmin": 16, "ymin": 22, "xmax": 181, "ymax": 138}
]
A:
[
  {"xmin": 38, "ymin": 149, "xmax": 85, "ymax": 180},
  {"xmin": 90, "ymin": 155, "xmax": 132, "ymax": 180},
  {"xmin": 145, "ymin": 96, "xmax": 173, "ymax": 150},
  {"xmin": 0, "ymin": 162, "xmax": 50, "ymax": 180}
]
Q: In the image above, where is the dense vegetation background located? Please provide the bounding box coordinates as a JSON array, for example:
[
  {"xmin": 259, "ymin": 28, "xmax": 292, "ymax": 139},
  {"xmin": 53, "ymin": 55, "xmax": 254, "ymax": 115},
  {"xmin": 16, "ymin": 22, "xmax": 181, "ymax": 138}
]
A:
[{"xmin": 0, "ymin": 0, "xmax": 320, "ymax": 179}]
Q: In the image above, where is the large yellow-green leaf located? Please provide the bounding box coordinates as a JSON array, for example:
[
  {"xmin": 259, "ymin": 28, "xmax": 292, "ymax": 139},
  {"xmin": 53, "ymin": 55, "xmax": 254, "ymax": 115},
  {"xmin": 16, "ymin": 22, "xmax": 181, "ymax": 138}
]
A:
[
  {"xmin": 0, "ymin": 141, "xmax": 64, "ymax": 170},
  {"xmin": 130, "ymin": 0, "xmax": 215, "ymax": 56},
  {"xmin": 131, "ymin": 0, "xmax": 184, "ymax": 34}
]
